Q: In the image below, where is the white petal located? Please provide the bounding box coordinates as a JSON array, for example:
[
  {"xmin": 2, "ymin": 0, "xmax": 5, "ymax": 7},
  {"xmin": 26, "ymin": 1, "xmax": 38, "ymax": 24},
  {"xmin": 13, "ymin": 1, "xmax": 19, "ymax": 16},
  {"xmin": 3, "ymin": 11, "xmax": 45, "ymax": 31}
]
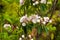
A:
[
  {"xmin": 37, "ymin": 19, "xmax": 40, "ymax": 23},
  {"xmin": 22, "ymin": 35, "xmax": 25, "ymax": 38},
  {"xmin": 22, "ymin": 23, "xmax": 26, "ymax": 26},
  {"xmin": 20, "ymin": 15, "xmax": 28, "ymax": 23},
  {"xmin": 32, "ymin": 19, "xmax": 37, "ymax": 24},
  {"xmin": 44, "ymin": 17, "xmax": 49, "ymax": 22},
  {"xmin": 4, "ymin": 24, "xmax": 11, "ymax": 28},
  {"xmin": 42, "ymin": 21, "xmax": 46, "ymax": 25}
]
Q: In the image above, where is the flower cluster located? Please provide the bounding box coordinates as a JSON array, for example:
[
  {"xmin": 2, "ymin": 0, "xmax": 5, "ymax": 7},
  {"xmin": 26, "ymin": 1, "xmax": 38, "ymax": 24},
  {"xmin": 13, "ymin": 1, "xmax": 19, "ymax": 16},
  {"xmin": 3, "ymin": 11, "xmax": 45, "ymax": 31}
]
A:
[
  {"xmin": 20, "ymin": 0, "xmax": 52, "ymax": 6},
  {"xmin": 32, "ymin": 0, "xmax": 47, "ymax": 6},
  {"xmin": 33, "ymin": 1, "xmax": 39, "ymax": 6},
  {"xmin": 4, "ymin": 24, "xmax": 11, "ymax": 29},
  {"xmin": 20, "ymin": 14, "xmax": 52, "ymax": 26},
  {"xmin": 19, "ymin": 34, "xmax": 33, "ymax": 40},
  {"xmin": 3, "ymin": 24, "xmax": 19, "ymax": 30}
]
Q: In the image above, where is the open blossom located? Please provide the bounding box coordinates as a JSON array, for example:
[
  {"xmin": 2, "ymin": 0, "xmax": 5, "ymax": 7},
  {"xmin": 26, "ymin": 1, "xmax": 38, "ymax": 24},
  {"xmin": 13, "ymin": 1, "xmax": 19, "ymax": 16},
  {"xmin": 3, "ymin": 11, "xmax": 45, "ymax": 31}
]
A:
[
  {"xmin": 40, "ymin": 0, "xmax": 46, "ymax": 4},
  {"xmin": 29, "ymin": 14, "xmax": 40, "ymax": 20},
  {"xmin": 32, "ymin": 19, "xmax": 37, "ymax": 23},
  {"xmin": 29, "ymin": 14, "xmax": 41, "ymax": 23},
  {"xmin": 40, "ymin": 17, "xmax": 43, "ymax": 22},
  {"xmin": 22, "ymin": 23, "xmax": 26, "ymax": 26},
  {"xmin": 44, "ymin": 17, "xmax": 49, "ymax": 22},
  {"xmin": 4, "ymin": 24, "xmax": 11, "ymax": 29},
  {"xmin": 20, "ymin": 0, "xmax": 24, "ymax": 5},
  {"xmin": 20, "ymin": 15, "xmax": 28, "ymax": 23}
]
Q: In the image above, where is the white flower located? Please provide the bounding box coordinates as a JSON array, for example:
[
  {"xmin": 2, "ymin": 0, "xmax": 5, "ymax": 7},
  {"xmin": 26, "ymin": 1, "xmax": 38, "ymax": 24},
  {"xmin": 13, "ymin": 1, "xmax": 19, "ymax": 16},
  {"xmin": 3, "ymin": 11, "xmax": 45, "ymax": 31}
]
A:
[
  {"xmin": 40, "ymin": 0, "xmax": 46, "ymax": 4},
  {"xmin": 19, "ymin": 37, "xmax": 22, "ymax": 40},
  {"xmin": 20, "ymin": 0, "xmax": 24, "ymax": 5},
  {"xmin": 28, "ymin": 35, "xmax": 31, "ymax": 38},
  {"xmin": 31, "ymin": 38, "xmax": 33, "ymax": 40},
  {"xmin": 4, "ymin": 24, "xmax": 11, "ymax": 29},
  {"xmin": 22, "ymin": 35, "xmax": 25, "ymax": 38},
  {"xmin": 37, "ymin": 19, "xmax": 40, "ymax": 23},
  {"xmin": 49, "ymin": 20, "xmax": 52, "ymax": 23},
  {"xmin": 42, "ymin": 21, "xmax": 46, "ymax": 25},
  {"xmin": 44, "ymin": 17, "xmax": 49, "ymax": 22},
  {"xmin": 33, "ymin": 3, "xmax": 36, "ymax": 6},
  {"xmin": 32, "ymin": 19, "xmax": 37, "ymax": 24},
  {"xmin": 35, "ymin": 1, "xmax": 39, "ymax": 5},
  {"xmin": 20, "ymin": 15, "xmax": 28, "ymax": 23},
  {"xmin": 29, "ymin": 14, "xmax": 41, "ymax": 23},
  {"xmin": 22, "ymin": 23, "xmax": 26, "ymax": 26}
]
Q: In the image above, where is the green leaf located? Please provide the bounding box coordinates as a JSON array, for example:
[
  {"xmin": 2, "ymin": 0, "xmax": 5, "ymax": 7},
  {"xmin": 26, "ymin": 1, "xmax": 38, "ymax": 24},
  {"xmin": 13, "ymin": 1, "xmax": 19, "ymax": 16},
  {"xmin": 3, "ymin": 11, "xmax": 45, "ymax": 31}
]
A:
[
  {"xmin": 37, "ymin": 26, "xmax": 42, "ymax": 34},
  {"xmin": 45, "ymin": 27, "xmax": 48, "ymax": 33}
]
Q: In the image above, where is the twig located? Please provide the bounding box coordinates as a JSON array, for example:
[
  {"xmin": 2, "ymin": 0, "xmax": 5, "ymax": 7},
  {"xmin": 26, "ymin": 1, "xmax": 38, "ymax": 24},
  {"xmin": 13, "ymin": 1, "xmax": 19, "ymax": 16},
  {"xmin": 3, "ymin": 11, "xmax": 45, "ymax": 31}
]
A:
[
  {"xmin": 46, "ymin": 0, "xmax": 58, "ymax": 17},
  {"xmin": 46, "ymin": 0, "xmax": 58, "ymax": 25}
]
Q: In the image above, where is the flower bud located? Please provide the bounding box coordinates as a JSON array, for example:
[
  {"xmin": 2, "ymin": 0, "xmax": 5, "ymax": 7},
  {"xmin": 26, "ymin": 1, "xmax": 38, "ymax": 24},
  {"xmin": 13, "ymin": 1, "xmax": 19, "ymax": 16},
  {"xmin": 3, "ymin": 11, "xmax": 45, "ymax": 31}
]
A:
[
  {"xmin": 22, "ymin": 35, "xmax": 25, "ymax": 38},
  {"xmin": 19, "ymin": 37, "xmax": 22, "ymax": 40},
  {"xmin": 22, "ymin": 23, "xmax": 26, "ymax": 26}
]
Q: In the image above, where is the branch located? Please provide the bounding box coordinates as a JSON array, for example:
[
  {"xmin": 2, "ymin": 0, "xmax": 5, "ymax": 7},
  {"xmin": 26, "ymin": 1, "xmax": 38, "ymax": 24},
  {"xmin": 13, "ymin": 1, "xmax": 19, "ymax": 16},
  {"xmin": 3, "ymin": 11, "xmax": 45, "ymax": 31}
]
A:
[
  {"xmin": 46, "ymin": 0, "xmax": 58, "ymax": 18},
  {"xmin": 49, "ymin": 0, "xmax": 58, "ymax": 19},
  {"xmin": 46, "ymin": 0, "xmax": 58, "ymax": 25}
]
